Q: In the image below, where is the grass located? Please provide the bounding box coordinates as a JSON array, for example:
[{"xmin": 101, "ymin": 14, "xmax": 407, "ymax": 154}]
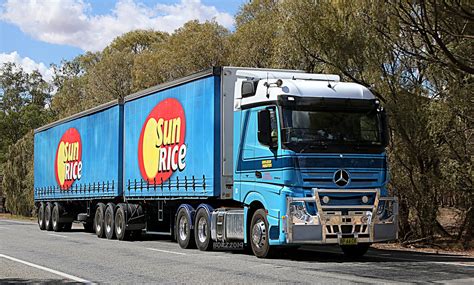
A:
[{"xmin": 0, "ymin": 213, "xmax": 35, "ymax": 222}]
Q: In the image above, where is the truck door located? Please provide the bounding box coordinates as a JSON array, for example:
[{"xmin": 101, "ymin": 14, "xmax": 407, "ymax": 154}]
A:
[{"xmin": 236, "ymin": 109, "xmax": 256, "ymax": 201}]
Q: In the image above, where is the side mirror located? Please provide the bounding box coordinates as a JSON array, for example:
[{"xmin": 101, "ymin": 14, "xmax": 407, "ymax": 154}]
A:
[
  {"xmin": 258, "ymin": 109, "xmax": 276, "ymax": 148},
  {"xmin": 242, "ymin": 80, "xmax": 258, "ymax": 98}
]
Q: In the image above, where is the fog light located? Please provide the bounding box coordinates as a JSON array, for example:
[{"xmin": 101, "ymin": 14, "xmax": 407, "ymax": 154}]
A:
[
  {"xmin": 362, "ymin": 195, "xmax": 369, "ymax": 204},
  {"xmin": 322, "ymin": 196, "xmax": 330, "ymax": 204}
]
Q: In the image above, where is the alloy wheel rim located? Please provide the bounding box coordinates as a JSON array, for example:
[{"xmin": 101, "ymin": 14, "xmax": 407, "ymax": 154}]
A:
[
  {"xmin": 179, "ymin": 216, "xmax": 188, "ymax": 241},
  {"xmin": 198, "ymin": 217, "xmax": 207, "ymax": 243},
  {"xmin": 252, "ymin": 219, "xmax": 266, "ymax": 249}
]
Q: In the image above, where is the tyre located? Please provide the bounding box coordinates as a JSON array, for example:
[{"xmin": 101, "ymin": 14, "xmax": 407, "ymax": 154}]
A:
[
  {"xmin": 94, "ymin": 203, "xmax": 106, "ymax": 238},
  {"xmin": 44, "ymin": 202, "xmax": 53, "ymax": 231},
  {"xmin": 104, "ymin": 203, "xmax": 116, "ymax": 240},
  {"xmin": 194, "ymin": 208, "xmax": 213, "ymax": 251},
  {"xmin": 341, "ymin": 244, "xmax": 370, "ymax": 258},
  {"xmin": 115, "ymin": 204, "xmax": 128, "ymax": 241},
  {"xmin": 52, "ymin": 203, "xmax": 62, "ymax": 232},
  {"xmin": 38, "ymin": 203, "xmax": 46, "ymax": 230},
  {"xmin": 176, "ymin": 207, "xmax": 195, "ymax": 249},
  {"xmin": 250, "ymin": 209, "xmax": 275, "ymax": 258},
  {"xmin": 62, "ymin": 222, "xmax": 72, "ymax": 231}
]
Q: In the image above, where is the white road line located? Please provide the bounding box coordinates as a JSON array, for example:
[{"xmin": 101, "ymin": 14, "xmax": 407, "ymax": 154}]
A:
[
  {"xmin": 0, "ymin": 226, "xmax": 8, "ymax": 229},
  {"xmin": 47, "ymin": 233, "xmax": 69, "ymax": 238},
  {"xmin": 0, "ymin": 253, "xmax": 92, "ymax": 283},
  {"xmin": 147, "ymin": 247, "xmax": 187, "ymax": 255}
]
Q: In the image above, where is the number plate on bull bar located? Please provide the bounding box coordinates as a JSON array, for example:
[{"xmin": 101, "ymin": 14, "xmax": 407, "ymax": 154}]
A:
[{"xmin": 339, "ymin": 237, "xmax": 358, "ymax": 246}]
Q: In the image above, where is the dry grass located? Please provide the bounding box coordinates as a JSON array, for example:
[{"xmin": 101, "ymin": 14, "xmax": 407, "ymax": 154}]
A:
[{"xmin": 0, "ymin": 213, "xmax": 35, "ymax": 222}]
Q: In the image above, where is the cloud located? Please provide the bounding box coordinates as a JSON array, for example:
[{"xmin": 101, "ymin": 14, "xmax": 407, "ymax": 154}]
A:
[
  {"xmin": 0, "ymin": 51, "xmax": 55, "ymax": 82},
  {"xmin": 0, "ymin": 0, "xmax": 235, "ymax": 52}
]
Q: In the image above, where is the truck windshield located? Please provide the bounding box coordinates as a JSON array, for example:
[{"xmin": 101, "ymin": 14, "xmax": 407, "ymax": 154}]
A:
[{"xmin": 281, "ymin": 108, "xmax": 384, "ymax": 153}]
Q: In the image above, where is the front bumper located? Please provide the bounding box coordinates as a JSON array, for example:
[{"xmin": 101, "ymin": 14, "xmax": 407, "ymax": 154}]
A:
[{"xmin": 285, "ymin": 188, "xmax": 398, "ymax": 245}]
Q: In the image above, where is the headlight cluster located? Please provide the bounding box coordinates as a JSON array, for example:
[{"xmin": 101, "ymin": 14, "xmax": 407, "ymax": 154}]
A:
[{"xmin": 289, "ymin": 202, "xmax": 314, "ymax": 224}]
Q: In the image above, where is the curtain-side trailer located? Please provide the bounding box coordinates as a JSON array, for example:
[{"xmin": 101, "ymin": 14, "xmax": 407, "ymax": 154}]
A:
[{"xmin": 34, "ymin": 67, "xmax": 398, "ymax": 258}]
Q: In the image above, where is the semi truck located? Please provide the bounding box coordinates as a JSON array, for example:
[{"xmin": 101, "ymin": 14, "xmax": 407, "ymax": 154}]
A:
[{"xmin": 34, "ymin": 67, "xmax": 398, "ymax": 258}]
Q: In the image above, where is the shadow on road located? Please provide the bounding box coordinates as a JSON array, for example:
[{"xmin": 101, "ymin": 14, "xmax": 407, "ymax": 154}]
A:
[{"xmin": 139, "ymin": 232, "xmax": 474, "ymax": 264}]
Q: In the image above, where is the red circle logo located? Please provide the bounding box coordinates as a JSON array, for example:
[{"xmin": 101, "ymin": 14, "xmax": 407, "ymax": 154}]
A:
[
  {"xmin": 54, "ymin": 128, "xmax": 82, "ymax": 190},
  {"xmin": 138, "ymin": 98, "xmax": 186, "ymax": 184}
]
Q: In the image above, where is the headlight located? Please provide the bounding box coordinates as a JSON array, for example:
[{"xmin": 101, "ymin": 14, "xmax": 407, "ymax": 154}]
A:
[{"xmin": 289, "ymin": 202, "xmax": 314, "ymax": 224}]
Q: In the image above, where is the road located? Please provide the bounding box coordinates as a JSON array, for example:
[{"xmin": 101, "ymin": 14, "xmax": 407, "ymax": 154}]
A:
[{"xmin": 0, "ymin": 219, "xmax": 473, "ymax": 284}]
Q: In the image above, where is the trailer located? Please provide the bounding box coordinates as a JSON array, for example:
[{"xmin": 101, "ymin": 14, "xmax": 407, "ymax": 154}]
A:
[{"xmin": 34, "ymin": 67, "xmax": 398, "ymax": 258}]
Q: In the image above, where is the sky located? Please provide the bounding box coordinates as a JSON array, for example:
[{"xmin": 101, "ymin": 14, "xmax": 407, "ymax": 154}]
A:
[{"xmin": 0, "ymin": 0, "xmax": 244, "ymax": 82}]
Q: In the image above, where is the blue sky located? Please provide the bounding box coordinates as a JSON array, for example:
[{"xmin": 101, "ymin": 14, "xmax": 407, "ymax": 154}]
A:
[{"xmin": 0, "ymin": 0, "xmax": 244, "ymax": 81}]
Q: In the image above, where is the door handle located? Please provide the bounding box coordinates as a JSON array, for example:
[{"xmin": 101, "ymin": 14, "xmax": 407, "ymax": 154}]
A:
[{"xmin": 255, "ymin": 171, "xmax": 262, "ymax": 178}]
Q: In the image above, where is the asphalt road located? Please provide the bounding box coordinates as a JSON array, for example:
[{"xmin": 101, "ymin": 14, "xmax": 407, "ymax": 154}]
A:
[{"xmin": 0, "ymin": 219, "xmax": 473, "ymax": 284}]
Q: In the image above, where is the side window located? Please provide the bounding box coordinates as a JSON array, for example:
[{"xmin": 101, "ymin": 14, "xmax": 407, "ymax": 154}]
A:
[{"xmin": 257, "ymin": 106, "xmax": 278, "ymax": 148}]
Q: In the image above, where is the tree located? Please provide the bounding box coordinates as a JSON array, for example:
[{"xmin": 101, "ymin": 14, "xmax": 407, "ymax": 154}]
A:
[
  {"xmin": 133, "ymin": 20, "xmax": 229, "ymax": 89},
  {"xmin": 2, "ymin": 131, "xmax": 34, "ymax": 216}
]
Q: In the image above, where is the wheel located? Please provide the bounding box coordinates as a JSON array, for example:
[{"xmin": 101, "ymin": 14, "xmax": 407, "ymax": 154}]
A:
[
  {"xmin": 194, "ymin": 208, "xmax": 213, "ymax": 251},
  {"xmin": 176, "ymin": 207, "xmax": 195, "ymax": 249},
  {"xmin": 104, "ymin": 203, "xmax": 116, "ymax": 239},
  {"xmin": 52, "ymin": 203, "xmax": 62, "ymax": 232},
  {"xmin": 341, "ymin": 244, "xmax": 370, "ymax": 258},
  {"xmin": 38, "ymin": 203, "xmax": 46, "ymax": 230},
  {"xmin": 94, "ymin": 203, "xmax": 106, "ymax": 238},
  {"xmin": 250, "ymin": 209, "xmax": 275, "ymax": 258},
  {"xmin": 115, "ymin": 204, "xmax": 128, "ymax": 241},
  {"xmin": 44, "ymin": 202, "xmax": 53, "ymax": 231},
  {"xmin": 62, "ymin": 222, "xmax": 72, "ymax": 231}
]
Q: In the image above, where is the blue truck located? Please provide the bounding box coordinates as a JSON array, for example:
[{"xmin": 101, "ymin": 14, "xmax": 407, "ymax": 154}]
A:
[{"xmin": 34, "ymin": 67, "xmax": 398, "ymax": 258}]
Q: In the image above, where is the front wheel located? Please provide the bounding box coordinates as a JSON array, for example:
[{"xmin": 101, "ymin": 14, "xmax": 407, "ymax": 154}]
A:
[
  {"xmin": 341, "ymin": 244, "xmax": 370, "ymax": 258},
  {"xmin": 250, "ymin": 209, "xmax": 275, "ymax": 258}
]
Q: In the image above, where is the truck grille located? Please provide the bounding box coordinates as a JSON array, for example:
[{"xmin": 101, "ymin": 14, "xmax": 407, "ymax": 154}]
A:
[{"xmin": 301, "ymin": 170, "xmax": 382, "ymax": 188}]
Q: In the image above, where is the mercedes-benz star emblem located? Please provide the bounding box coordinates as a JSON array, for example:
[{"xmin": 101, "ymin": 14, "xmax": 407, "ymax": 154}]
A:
[{"xmin": 333, "ymin": 169, "xmax": 350, "ymax": 187}]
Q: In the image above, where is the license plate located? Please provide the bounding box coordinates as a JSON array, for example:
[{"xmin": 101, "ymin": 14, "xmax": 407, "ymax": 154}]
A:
[{"xmin": 339, "ymin": 237, "xmax": 358, "ymax": 245}]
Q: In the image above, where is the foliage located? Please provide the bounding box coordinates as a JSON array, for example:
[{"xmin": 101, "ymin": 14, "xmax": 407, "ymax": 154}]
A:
[{"xmin": 2, "ymin": 131, "xmax": 34, "ymax": 216}]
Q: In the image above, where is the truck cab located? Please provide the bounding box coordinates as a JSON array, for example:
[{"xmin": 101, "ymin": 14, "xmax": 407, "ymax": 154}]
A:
[{"xmin": 228, "ymin": 69, "xmax": 398, "ymax": 257}]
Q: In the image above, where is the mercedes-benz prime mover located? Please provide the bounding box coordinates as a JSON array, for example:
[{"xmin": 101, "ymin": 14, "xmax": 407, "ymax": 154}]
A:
[{"xmin": 34, "ymin": 67, "xmax": 398, "ymax": 258}]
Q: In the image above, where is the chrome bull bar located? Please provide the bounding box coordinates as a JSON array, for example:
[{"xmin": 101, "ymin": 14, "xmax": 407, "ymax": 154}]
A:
[{"xmin": 284, "ymin": 188, "xmax": 398, "ymax": 244}]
